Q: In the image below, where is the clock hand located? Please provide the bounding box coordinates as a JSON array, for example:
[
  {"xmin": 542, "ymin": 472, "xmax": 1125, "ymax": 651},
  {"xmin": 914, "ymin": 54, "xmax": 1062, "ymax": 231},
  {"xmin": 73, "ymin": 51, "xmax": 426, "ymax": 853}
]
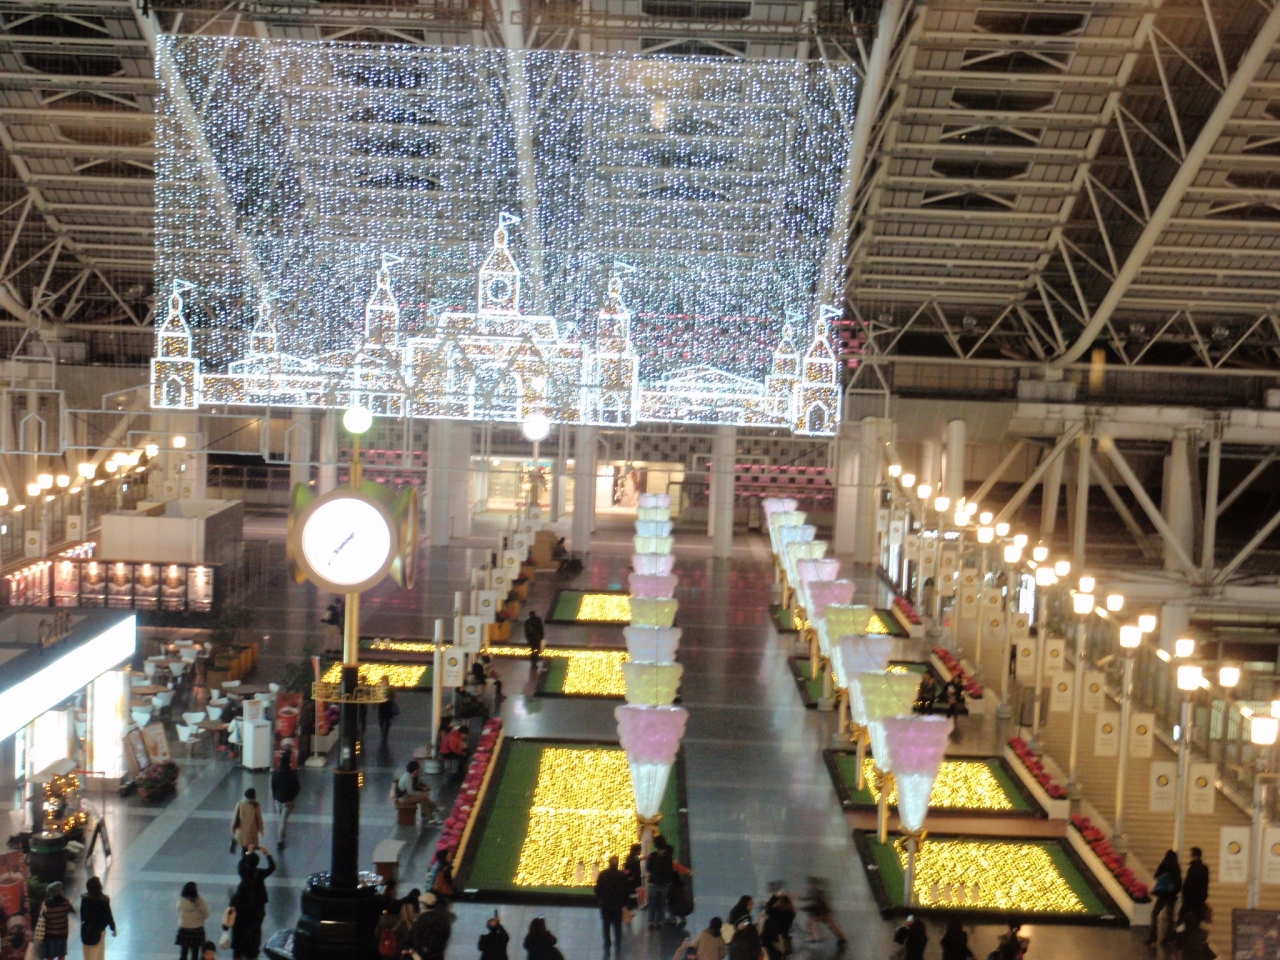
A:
[{"xmin": 328, "ymin": 532, "xmax": 355, "ymax": 565}]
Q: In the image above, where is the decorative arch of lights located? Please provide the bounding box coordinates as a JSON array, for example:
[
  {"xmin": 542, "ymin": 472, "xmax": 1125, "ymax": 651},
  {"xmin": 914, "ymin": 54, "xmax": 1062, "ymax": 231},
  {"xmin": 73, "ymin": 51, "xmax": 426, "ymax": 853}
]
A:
[{"xmin": 154, "ymin": 38, "xmax": 855, "ymax": 436}]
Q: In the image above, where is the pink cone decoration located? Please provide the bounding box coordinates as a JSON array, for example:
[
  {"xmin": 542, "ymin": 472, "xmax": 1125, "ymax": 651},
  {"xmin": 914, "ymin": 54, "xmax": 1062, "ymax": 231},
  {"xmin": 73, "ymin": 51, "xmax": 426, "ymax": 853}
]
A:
[
  {"xmin": 879, "ymin": 715, "xmax": 953, "ymax": 774},
  {"xmin": 809, "ymin": 581, "xmax": 855, "ymax": 619},
  {"xmin": 638, "ymin": 494, "xmax": 670, "ymax": 508},
  {"xmin": 762, "ymin": 497, "xmax": 798, "ymax": 520},
  {"xmin": 615, "ymin": 704, "xmax": 688, "ymax": 765},
  {"xmin": 633, "ymin": 554, "xmax": 676, "ymax": 576},
  {"xmin": 628, "ymin": 573, "xmax": 678, "ymax": 599},
  {"xmin": 831, "ymin": 636, "xmax": 896, "ymax": 689}
]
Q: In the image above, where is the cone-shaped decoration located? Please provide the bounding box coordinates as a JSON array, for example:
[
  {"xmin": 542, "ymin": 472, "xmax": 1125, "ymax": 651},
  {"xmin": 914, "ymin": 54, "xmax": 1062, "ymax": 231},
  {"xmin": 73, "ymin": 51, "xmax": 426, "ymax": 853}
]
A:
[
  {"xmin": 762, "ymin": 498, "xmax": 798, "ymax": 521},
  {"xmin": 638, "ymin": 494, "xmax": 670, "ymax": 508},
  {"xmin": 624, "ymin": 626, "xmax": 681, "ymax": 663},
  {"xmin": 796, "ymin": 557, "xmax": 841, "ymax": 585},
  {"xmin": 634, "ymin": 535, "xmax": 674, "ymax": 554},
  {"xmin": 633, "ymin": 553, "xmax": 676, "ymax": 576},
  {"xmin": 622, "ymin": 662, "xmax": 683, "ymax": 705},
  {"xmin": 630, "ymin": 597, "xmax": 678, "ymax": 627},
  {"xmin": 809, "ymin": 580, "xmax": 855, "ymax": 620},
  {"xmin": 627, "ymin": 760, "xmax": 672, "ymax": 819},
  {"xmin": 628, "ymin": 573, "xmax": 678, "ymax": 599},
  {"xmin": 848, "ymin": 672, "xmax": 919, "ymax": 727},
  {"xmin": 768, "ymin": 510, "xmax": 806, "ymax": 552},
  {"xmin": 636, "ymin": 506, "xmax": 670, "ymax": 522},
  {"xmin": 831, "ymin": 636, "xmax": 896, "ymax": 689},
  {"xmin": 894, "ymin": 772, "xmax": 936, "ymax": 834},
  {"xmin": 635, "ymin": 519, "xmax": 673, "ymax": 538},
  {"xmin": 616, "ymin": 704, "xmax": 687, "ymax": 763},
  {"xmin": 878, "ymin": 715, "xmax": 953, "ymax": 832}
]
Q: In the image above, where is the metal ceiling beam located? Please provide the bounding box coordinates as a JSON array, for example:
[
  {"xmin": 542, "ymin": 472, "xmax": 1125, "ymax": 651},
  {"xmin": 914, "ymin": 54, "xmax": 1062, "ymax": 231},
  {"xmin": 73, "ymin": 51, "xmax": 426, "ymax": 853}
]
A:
[{"xmin": 1054, "ymin": 2, "xmax": 1280, "ymax": 366}]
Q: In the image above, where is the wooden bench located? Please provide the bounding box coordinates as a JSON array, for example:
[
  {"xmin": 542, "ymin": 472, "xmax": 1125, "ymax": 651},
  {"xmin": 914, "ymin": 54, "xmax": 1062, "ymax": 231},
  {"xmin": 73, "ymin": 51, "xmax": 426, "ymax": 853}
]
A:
[{"xmin": 373, "ymin": 839, "xmax": 405, "ymax": 884}]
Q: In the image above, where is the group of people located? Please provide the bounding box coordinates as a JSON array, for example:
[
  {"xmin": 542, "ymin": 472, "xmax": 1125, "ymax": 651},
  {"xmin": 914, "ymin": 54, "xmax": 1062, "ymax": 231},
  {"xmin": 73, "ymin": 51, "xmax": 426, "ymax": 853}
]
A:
[
  {"xmin": 669, "ymin": 879, "xmax": 845, "ymax": 960},
  {"xmin": 25, "ymin": 878, "xmax": 115, "ymax": 960},
  {"xmin": 374, "ymin": 886, "xmax": 565, "ymax": 960},
  {"xmin": 914, "ymin": 673, "xmax": 967, "ymax": 718},
  {"xmin": 895, "ymin": 917, "xmax": 1026, "ymax": 960},
  {"xmin": 592, "ymin": 834, "xmax": 694, "ymax": 951},
  {"xmin": 1147, "ymin": 846, "xmax": 1212, "ymax": 953}
]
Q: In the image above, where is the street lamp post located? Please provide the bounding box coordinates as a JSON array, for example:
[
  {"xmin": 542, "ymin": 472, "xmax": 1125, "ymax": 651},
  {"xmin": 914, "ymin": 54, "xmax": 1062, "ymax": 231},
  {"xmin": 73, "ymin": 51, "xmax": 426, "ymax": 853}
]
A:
[
  {"xmin": 1067, "ymin": 579, "xmax": 1096, "ymax": 799},
  {"xmin": 1113, "ymin": 623, "xmax": 1143, "ymax": 854},
  {"xmin": 1028, "ymin": 556, "xmax": 1058, "ymax": 755},
  {"xmin": 1174, "ymin": 656, "xmax": 1202, "ymax": 859},
  {"xmin": 997, "ymin": 539, "xmax": 1021, "ymax": 721},
  {"xmin": 1248, "ymin": 714, "xmax": 1279, "ymax": 909}
]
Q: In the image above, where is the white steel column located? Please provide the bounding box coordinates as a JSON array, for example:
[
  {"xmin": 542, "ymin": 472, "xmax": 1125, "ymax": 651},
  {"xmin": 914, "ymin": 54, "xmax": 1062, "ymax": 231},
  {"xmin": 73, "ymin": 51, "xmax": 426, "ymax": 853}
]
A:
[
  {"xmin": 318, "ymin": 410, "xmax": 338, "ymax": 495},
  {"xmin": 711, "ymin": 425, "xmax": 736, "ymax": 559},
  {"xmin": 287, "ymin": 409, "xmax": 311, "ymax": 491},
  {"xmin": 427, "ymin": 419, "xmax": 452, "ymax": 547},
  {"xmin": 944, "ymin": 419, "xmax": 966, "ymax": 502},
  {"xmin": 571, "ymin": 425, "xmax": 597, "ymax": 554},
  {"xmin": 1041, "ymin": 448, "xmax": 1065, "ymax": 539},
  {"xmin": 1163, "ymin": 431, "xmax": 1195, "ymax": 575},
  {"xmin": 1071, "ymin": 431, "xmax": 1091, "ymax": 567},
  {"xmin": 920, "ymin": 439, "xmax": 940, "ymax": 494},
  {"xmin": 449, "ymin": 422, "xmax": 472, "ymax": 539},
  {"xmin": 550, "ymin": 424, "xmax": 566, "ymax": 522},
  {"xmin": 834, "ymin": 418, "xmax": 889, "ymax": 559}
]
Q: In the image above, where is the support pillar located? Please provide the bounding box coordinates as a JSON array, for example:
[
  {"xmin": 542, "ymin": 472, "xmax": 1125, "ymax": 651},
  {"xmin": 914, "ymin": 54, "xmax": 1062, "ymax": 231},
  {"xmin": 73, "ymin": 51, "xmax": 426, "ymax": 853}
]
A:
[
  {"xmin": 710, "ymin": 425, "xmax": 735, "ymax": 559},
  {"xmin": 920, "ymin": 439, "xmax": 940, "ymax": 494},
  {"xmin": 1041, "ymin": 447, "xmax": 1065, "ymax": 540},
  {"xmin": 449, "ymin": 422, "xmax": 472, "ymax": 539},
  {"xmin": 318, "ymin": 410, "xmax": 338, "ymax": 495},
  {"xmin": 943, "ymin": 419, "xmax": 966, "ymax": 502},
  {"xmin": 834, "ymin": 418, "xmax": 890, "ymax": 558},
  {"xmin": 571, "ymin": 425, "xmax": 597, "ymax": 554},
  {"xmin": 1071, "ymin": 431, "xmax": 1091, "ymax": 568},
  {"xmin": 1202, "ymin": 427, "xmax": 1221, "ymax": 579},
  {"xmin": 1162, "ymin": 430, "xmax": 1195, "ymax": 574},
  {"xmin": 288, "ymin": 409, "xmax": 311, "ymax": 491},
  {"xmin": 427, "ymin": 420, "xmax": 452, "ymax": 547},
  {"xmin": 1159, "ymin": 602, "xmax": 1190, "ymax": 655}
]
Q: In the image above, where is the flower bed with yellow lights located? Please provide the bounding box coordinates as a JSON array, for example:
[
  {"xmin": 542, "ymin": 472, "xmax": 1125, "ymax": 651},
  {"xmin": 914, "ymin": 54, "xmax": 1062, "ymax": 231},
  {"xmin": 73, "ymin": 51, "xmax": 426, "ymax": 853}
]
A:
[
  {"xmin": 454, "ymin": 737, "xmax": 686, "ymax": 905},
  {"xmin": 854, "ymin": 832, "xmax": 1123, "ymax": 924},
  {"xmin": 824, "ymin": 751, "xmax": 1036, "ymax": 815},
  {"xmin": 547, "ymin": 590, "xmax": 632, "ymax": 624},
  {"xmin": 789, "ymin": 658, "xmax": 927, "ymax": 709}
]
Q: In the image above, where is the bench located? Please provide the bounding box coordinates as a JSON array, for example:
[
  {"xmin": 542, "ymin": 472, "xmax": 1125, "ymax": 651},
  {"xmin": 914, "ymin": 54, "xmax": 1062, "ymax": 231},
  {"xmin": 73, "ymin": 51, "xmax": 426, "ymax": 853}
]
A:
[{"xmin": 372, "ymin": 839, "xmax": 405, "ymax": 884}]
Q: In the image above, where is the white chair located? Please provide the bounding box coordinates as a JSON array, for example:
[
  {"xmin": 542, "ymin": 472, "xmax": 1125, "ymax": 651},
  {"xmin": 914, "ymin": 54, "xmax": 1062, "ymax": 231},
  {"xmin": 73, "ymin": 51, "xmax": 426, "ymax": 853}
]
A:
[
  {"xmin": 222, "ymin": 680, "xmax": 241, "ymax": 690},
  {"xmin": 131, "ymin": 708, "xmax": 152, "ymax": 727},
  {"xmin": 180, "ymin": 648, "xmax": 198, "ymax": 664},
  {"xmin": 143, "ymin": 661, "xmax": 158, "ymax": 679},
  {"xmin": 153, "ymin": 691, "xmax": 174, "ymax": 708},
  {"xmin": 182, "ymin": 711, "xmax": 206, "ymax": 726},
  {"xmin": 203, "ymin": 642, "xmax": 213, "ymax": 656},
  {"xmin": 146, "ymin": 654, "xmax": 166, "ymax": 662},
  {"xmin": 268, "ymin": 683, "xmax": 280, "ymax": 694},
  {"xmin": 168, "ymin": 661, "xmax": 187, "ymax": 678},
  {"xmin": 130, "ymin": 676, "xmax": 149, "ymax": 688},
  {"xmin": 176, "ymin": 724, "xmax": 204, "ymax": 758},
  {"xmin": 206, "ymin": 705, "xmax": 224, "ymax": 722}
]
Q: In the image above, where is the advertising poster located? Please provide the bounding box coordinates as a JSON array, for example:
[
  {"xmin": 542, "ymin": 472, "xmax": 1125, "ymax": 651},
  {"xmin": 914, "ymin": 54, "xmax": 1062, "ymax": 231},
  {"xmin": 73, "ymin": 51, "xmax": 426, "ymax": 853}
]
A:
[
  {"xmin": 1149, "ymin": 761, "xmax": 1176, "ymax": 813},
  {"xmin": 1094, "ymin": 711, "xmax": 1120, "ymax": 757},
  {"xmin": 1049, "ymin": 676, "xmax": 1073, "ymax": 713},
  {"xmin": 161, "ymin": 564, "xmax": 187, "ymax": 611},
  {"xmin": 53, "ymin": 559, "xmax": 79, "ymax": 606},
  {"xmin": 1189, "ymin": 762, "xmax": 1217, "ymax": 814},
  {"xmin": 441, "ymin": 647, "xmax": 464, "ymax": 686},
  {"xmin": 1220, "ymin": 826, "xmax": 1251, "ymax": 884},
  {"xmin": 134, "ymin": 563, "xmax": 160, "ymax": 610},
  {"xmin": 107, "ymin": 562, "xmax": 134, "ymax": 609},
  {"xmin": 459, "ymin": 616, "xmax": 485, "ymax": 653},
  {"xmin": 1044, "ymin": 639, "xmax": 1065, "ymax": 674},
  {"xmin": 1262, "ymin": 827, "xmax": 1280, "ymax": 886},
  {"xmin": 187, "ymin": 566, "xmax": 214, "ymax": 612},
  {"xmin": 81, "ymin": 561, "xmax": 106, "ymax": 607},
  {"xmin": 1015, "ymin": 641, "xmax": 1035, "ymax": 680},
  {"xmin": 1083, "ymin": 670, "xmax": 1106, "ymax": 713},
  {"xmin": 1129, "ymin": 712, "xmax": 1155, "ymax": 758}
]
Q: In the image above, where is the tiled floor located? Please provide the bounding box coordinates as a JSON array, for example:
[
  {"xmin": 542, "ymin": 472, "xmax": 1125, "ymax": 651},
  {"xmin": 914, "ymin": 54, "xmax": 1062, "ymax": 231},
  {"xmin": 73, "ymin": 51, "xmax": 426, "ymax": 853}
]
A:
[{"xmin": 71, "ymin": 513, "xmax": 1158, "ymax": 960}]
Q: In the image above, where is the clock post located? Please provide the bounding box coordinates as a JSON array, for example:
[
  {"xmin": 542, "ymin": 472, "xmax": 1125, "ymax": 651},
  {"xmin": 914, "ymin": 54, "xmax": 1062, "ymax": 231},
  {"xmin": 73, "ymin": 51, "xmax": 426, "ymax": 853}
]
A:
[{"xmin": 285, "ymin": 405, "xmax": 417, "ymax": 960}]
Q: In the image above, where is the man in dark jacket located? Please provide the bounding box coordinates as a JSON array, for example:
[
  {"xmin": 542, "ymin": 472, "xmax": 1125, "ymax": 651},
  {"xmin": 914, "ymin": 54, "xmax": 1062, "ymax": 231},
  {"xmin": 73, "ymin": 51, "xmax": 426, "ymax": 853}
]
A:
[
  {"xmin": 894, "ymin": 915, "xmax": 928, "ymax": 960},
  {"xmin": 1179, "ymin": 846, "xmax": 1210, "ymax": 926},
  {"xmin": 646, "ymin": 835, "xmax": 675, "ymax": 928},
  {"xmin": 477, "ymin": 914, "xmax": 510, "ymax": 960},
  {"xmin": 270, "ymin": 749, "xmax": 301, "ymax": 849},
  {"xmin": 595, "ymin": 855, "xmax": 631, "ymax": 952},
  {"xmin": 525, "ymin": 610, "xmax": 545, "ymax": 664},
  {"xmin": 410, "ymin": 893, "xmax": 454, "ymax": 960}
]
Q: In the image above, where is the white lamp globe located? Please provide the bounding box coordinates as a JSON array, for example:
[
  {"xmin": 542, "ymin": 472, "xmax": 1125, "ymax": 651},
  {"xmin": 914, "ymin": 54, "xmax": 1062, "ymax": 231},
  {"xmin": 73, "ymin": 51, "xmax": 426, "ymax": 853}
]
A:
[
  {"xmin": 521, "ymin": 412, "xmax": 551, "ymax": 442},
  {"xmin": 343, "ymin": 406, "xmax": 373, "ymax": 435}
]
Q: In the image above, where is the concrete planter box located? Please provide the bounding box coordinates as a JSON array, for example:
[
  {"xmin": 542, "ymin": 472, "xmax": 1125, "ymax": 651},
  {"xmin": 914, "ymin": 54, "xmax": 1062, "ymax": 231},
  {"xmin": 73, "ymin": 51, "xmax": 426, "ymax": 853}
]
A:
[
  {"xmin": 1067, "ymin": 825, "xmax": 1153, "ymax": 925},
  {"xmin": 929, "ymin": 653, "xmax": 987, "ymax": 715},
  {"xmin": 891, "ymin": 605, "xmax": 925, "ymax": 638},
  {"xmin": 1001, "ymin": 743, "xmax": 1071, "ymax": 820}
]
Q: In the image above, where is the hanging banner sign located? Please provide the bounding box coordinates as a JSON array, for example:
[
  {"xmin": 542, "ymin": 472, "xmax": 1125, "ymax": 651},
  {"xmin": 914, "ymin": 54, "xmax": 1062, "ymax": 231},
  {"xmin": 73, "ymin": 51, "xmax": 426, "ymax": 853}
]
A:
[
  {"xmin": 1128, "ymin": 711, "xmax": 1155, "ymax": 758},
  {"xmin": 876, "ymin": 508, "xmax": 889, "ymax": 533},
  {"xmin": 1049, "ymin": 675, "xmax": 1073, "ymax": 713},
  {"xmin": 459, "ymin": 615, "xmax": 486, "ymax": 653},
  {"xmin": 904, "ymin": 534, "xmax": 919, "ymax": 560},
  {"xmin": 1188, "ymin": 762, "xmax": 1217, "ymax": 815},
  {"xmin": 1149, "ymin": 761, "xmax": 1177, "ymax": 813},
  {"xmin": 1083, "ymin": 670, "xmax": 1105, "ymax": 713},
  {"xmin": 1220, "ymin": 826, "xmax": 1251, "ymax": 884},
  {"xmin": 958, "ymin": 587, "xmax": 978, "ymax": 620},
  {"xmin": 1263, "ymin": 826, "xmax": 1280, "ymax": 885},
  {"xmin": 1009, "ymin": 612, "xmax": 1031, "ymax": 637},
  {"xmin": 1044, "ymin": 639, "xmax": 1065, "ymax": 674},
  {"xmin": 982, "ymin": 611, "xmax": 1004, "ymax": 638},
  {"xmin": 888, "ymin": 519, "xmax": 904, "ymax": 546},
  {"xmin": 440, "ymin": 646, "xmax": 464, "ymax": 687},
  {"xmin": 1094, "ymin": 711, "xmax": 1120, "ymax": 757},
  {"xmin": 1015, "ymin": 641, "xmax": 1036, "ymax": 680},
  {"xmin": 475, "ymin": 589, "xmax": 502, "ymax": 623}
]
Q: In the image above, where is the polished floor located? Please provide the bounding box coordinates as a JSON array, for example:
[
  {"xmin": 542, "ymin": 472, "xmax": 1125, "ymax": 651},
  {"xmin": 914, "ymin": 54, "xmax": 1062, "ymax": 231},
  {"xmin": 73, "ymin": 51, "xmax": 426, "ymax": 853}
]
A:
[{"xmin": 75, "ymin": 513, "xmax": 1159, "ymax": 960}]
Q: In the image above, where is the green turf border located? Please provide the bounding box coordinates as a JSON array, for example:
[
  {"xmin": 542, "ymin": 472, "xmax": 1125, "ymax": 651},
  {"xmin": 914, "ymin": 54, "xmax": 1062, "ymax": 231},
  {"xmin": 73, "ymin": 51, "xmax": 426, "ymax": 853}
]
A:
[
  {"xmin": 821, "ymin": 750, "xmax": 1039, "ymax": 816},
  {"xmin": 852, "ymin": 831, "xmax": 1127, "ymax": 926},
  {"xmin": 455, "ymin": 737, "xmax": 690, "ymax": 906},
  {"xmin": 546, "ymin": 589, "xmax": 632, "ymax": 625},
  {"xmin": 772, "ymin": 606, "xmax": 799, "ymax": 633}
]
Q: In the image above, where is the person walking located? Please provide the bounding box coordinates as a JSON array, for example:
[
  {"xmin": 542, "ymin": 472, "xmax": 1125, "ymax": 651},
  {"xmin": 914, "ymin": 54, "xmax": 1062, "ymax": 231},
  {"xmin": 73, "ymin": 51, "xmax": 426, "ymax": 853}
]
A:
[
  {"xmin": 687, "ymin": 918, "xmax": 726, "ymax": 960},
  {"xmin": 995, "ymin": 923, "xmax": 1028, "ymax": 960},
  {"xmin": 939, "ymin": 919, "xmax": 972, "ymax": 960},
  {"xmin": 227, "ymin": 848, "xmax": 276, "ymax": 960},
  {"xmin": 800, "ymin": 877, "xmax": 845, "ymax": 947},
  {"xmin": 478, "ymin": 913, "xmax": 510, "ymax": 960},
  {"xmin": 37, "ymin": 881, "xmax": 75, "ymax": 960},
  {"xmin": 79, "ymin": 876, "xmax": 116, "ymax": 960},
  {"xmin": 176, "ymin": 881, "xmax": 210, "ymax": 960},
  {"xmin": 524, "ymin": 610, "xmax": 545, "ymax": 665},
  {"xmin": 270, "ymin": 750, "xmax": 301, "ymax": 849},
  {"xmin": 727, "ymin": 911, "xmax": 761, "ymax": 960},
  {"xmin": 1146, "ymin": 849, "xmax": 1182, "ymax": 944},
  {"xmin": 893, "ymin": 915, "xmax": 927, "ymax": 960},
  {"xmin": 760, "ymin": 892, "xmax": 795, "ymax": 960},
  {"xmin": 595, "ymin": 855, "xmax": 631, "ymax": 953},
  {"xmin": 231, "ymin": 788, "xmax": 264, "ymax": 854},
  {"xmin": 726, "ymin": 896, "xmax": 753, "ymax": 928},
  {"xmin": 522, "ymin": 918, "xmax": 559, "ymax": 960},
  {"xmin": 646, "ymin": 835, "xmax": 675, "ymax": 928},
  {"xmin": 410, "ymin": 893, "xmax": 454, "ymax": 960},
  {"xmin": 1178, "ymin": 846, "xmax": 1210, "ymax": 930}
]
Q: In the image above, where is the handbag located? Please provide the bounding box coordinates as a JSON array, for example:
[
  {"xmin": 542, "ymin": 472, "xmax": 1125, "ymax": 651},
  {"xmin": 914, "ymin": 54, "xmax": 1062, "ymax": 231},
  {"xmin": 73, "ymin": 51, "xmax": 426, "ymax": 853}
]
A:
[
  {"xmin": 1152, "ymin": 874, "xmax": 1175, "ymax": 897},
  {"xmin": 222, "ymin": 906, "xmax": 237, "ymax": 929},
  {"xmin": 218, "ymin": 929, "xmax": 232, "ymax": 951},
  {"xmin": 32, "ymin": 905, "xmax": 46, "ymax": 943}
]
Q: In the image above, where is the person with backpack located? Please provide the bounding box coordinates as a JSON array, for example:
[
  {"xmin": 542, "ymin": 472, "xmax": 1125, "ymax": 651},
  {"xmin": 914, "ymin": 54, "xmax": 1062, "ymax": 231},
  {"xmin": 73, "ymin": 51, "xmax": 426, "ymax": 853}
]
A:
[
  {"xmin": 646, "ymin": 835, "xmax": 675, "ymax": 928},
  {"xmin": 478, "ymin": 912, "xmax": 510, "ymax": 960},
  {"xmin": 176, "ymin": 881, "xmax": 210, "ymax": 960},
  {"xmin": 79, "ymin": 876, "xmax": 116, "ymax": 960},
  {"xmin": 271, "ymin": 749, "xmax": 301, "ymax": 850}
]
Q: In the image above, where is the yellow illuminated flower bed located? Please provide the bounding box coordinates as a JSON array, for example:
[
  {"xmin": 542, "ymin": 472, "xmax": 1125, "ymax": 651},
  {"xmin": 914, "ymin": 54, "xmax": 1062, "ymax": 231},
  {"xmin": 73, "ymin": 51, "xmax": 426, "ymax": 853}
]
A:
[
  {"xmin": 320, "ymin": 661, "xmax": 429, "ymax": 689},
  {"xmin": 550, "ymin": 590, "xmax": 632, "ymax": 623},
  {"xmin": 861, "ymin": 835, "xmax": 1113, "ymax": 918},
  {"xmin": 847, "ymin": 757, "xmax": 1030, "ymax": 812},
  {"xmin": 460, "ymin": 739, "xmax": 684, "ymax": 902}
]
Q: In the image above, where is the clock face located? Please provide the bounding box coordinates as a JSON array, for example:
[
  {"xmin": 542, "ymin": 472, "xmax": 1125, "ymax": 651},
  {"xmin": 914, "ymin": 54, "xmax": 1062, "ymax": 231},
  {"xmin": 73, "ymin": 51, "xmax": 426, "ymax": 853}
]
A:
[
  {"xmin": 486, "ymin": 276, "xmax": 512, "ymax": 303},
  {"xmin": 298, "ymin": 495, "xmax": 394, "ymax": 591}
]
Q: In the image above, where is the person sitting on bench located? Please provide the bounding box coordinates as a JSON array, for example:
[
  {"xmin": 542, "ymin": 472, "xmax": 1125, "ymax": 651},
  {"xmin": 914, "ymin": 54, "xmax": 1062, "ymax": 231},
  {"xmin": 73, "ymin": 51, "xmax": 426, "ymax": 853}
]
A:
[
  {"xmin": 393, "ymin": 761, "xmax": 440, "ymax": 825},
  {"xmin": 439, "ymin": 724, "xmax": 470, "ymax": 780}
]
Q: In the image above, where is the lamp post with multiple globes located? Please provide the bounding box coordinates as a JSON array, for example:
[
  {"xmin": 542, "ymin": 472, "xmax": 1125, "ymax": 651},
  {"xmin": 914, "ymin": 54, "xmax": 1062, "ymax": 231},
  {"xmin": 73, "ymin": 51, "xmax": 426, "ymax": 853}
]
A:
[{"xmin": 1066, "ymin": 577, "xmax": 1095, "ymax": 799}]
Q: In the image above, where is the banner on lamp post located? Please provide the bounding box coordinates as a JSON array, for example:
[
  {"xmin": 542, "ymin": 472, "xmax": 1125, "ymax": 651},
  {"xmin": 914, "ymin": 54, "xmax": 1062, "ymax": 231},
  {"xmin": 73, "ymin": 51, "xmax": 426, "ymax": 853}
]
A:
[
  {"xmin": 1044, "ymin": 639, "xmax": 1065, "ymax": 674},
  {"xmin": 1219, "ymin": 826, "xmax": 1251, "ymax": 884},
  {"xmin": 1049, "ymin": 676, "xmax": 1073, "ymax": 713},
  {"xmin": 1188, "ymin": 763, "xmax": 1217, "ymax": 814},
  {"xmin": 1149, "ymin": 761, "xmax": 1176, "ymax": 813},
  {"xmin": 1082, "ymin": 671, "xmax": 1105, "ymax": 713},
  {"xmin": 459, "ymin": 616, "xmax": 485, "ymax": 653},
  {"xmin": 876, "ymin": 508, "xmax": 889, "ymax": 533},
  {"xmin": 1129, "ymin": 712, "xmax": 1155, "ymax": 758},
  {"xmin": 1015, "ymin": 641, "xmax": 1036, "ymax": 680},
  {"xmin": 440, "ymin": 647, "xmax": 464, "ymax": 687},
  {"xmin": 1094, "ymin": 712, "xmax": 1120, "ymax": 757},
  {"xmin": 958, "ymin": 587, "xmax": 978, "ymax": 620},
  {"xmin": 888, "ymin": 519, "xmax": 904, "ymax": 546},
  {"xmin": 1262, "ymin": 827, "xmax": 1280, "ymax": 885}
]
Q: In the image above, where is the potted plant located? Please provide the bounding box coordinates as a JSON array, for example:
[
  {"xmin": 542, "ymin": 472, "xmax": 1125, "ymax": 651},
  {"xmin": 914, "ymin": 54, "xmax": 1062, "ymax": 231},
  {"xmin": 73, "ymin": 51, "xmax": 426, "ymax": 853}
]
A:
[{"xmin": 134, "ymin": 761, "xmax": 179, "ymax": 801}]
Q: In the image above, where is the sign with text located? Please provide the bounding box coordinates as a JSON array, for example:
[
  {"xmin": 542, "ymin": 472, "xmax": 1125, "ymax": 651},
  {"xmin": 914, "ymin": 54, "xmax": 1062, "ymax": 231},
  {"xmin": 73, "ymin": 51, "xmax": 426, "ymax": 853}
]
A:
[
  {"xmin": 1263, "ymin": 828, "xmax": 1280, "ymax": 885},
  {"xmin": 1044, "ymin": 639, "xmax": 1065, "ymax": 674},
  {"xmin": 1094, "ymin": 711, "xmax": 1120, "ymax": 757},
  {"xmin": 1149, "ymin": 761, "xmax": 1177, "ymax": 813},
  {"xmin": 1188, "ymin": 762, "xmax": 1217, "ymax": 815},
  {"xmin": 1129, "ymin": 712, "xmax": 1155, "ymax": 758},
  {"xmin": 1015, "ymin": 641, "xmax": 1036, "ymax": 680},
  {"xmin": 459, "ymin": 615, "xmax": 486, "ymax": 653},
  {"xmin": 1083, "ymin": 670, "xmax": 1106, "ymax": 713},
  {"xmin": 1049, "ymin": 675, "xmax": 1073, "ymax": 713},
  {"xmin": 440, "ymin": 646, "xmax": 464, "ymax": 687},
  {"xmin": 1220, "ymin": 826, "xmax": 1251, "ymax": 884}
]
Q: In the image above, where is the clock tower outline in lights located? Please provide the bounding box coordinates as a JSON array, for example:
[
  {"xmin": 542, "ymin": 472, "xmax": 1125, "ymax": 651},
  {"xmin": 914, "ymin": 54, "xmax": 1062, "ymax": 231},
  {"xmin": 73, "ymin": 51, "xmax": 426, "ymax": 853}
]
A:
[
  {"xmin": 150, "ymin": 279, "xmax": 200, "ymax": 410},
  {"xmin": 794, "ymin": 304, "xmax": 841, "ymax": 436}
]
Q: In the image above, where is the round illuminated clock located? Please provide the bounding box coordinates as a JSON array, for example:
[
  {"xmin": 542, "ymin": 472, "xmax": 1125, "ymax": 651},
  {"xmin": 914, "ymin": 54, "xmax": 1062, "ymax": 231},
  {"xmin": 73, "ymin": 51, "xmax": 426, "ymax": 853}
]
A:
[
  {"xmin": 294, "ymin": 491, "xmax": 396, "ymax": 594},
  {"xmin": 487, "ymin": 276, "xmax": 512, "ymax": 303}
]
